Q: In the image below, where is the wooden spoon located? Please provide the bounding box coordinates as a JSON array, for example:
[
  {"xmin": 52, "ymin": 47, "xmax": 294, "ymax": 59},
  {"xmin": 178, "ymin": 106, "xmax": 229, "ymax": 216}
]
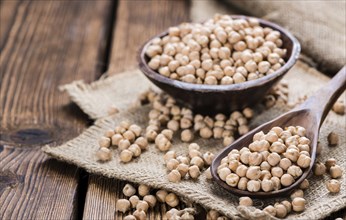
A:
[{"xmin": 211, "ymin": 66, "xmax": 346, "ymax": 198}]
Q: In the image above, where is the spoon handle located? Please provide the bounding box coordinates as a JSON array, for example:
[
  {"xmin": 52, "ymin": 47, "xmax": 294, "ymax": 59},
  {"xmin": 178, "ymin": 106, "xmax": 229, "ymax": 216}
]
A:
[{"xmin": 297, "ymin": 66, "xmax": 346, "ymax": 126}]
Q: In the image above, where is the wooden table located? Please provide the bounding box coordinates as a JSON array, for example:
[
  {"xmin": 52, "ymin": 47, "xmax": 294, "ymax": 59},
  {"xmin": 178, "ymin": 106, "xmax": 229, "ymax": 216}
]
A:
[{"xmin": 0, "ymin": 1, "xmax": 344, "ymax": 219}]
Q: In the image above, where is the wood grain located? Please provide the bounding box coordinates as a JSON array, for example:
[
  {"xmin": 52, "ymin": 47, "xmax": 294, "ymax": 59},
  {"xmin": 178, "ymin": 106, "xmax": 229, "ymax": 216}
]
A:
[
  {"xmin": 83, "ymin": 0, "xmax": 190, "ymax": 219},
  {"xmin": 0, "ymin": 0, "xmax": 21, "ymax": 49},
  {"xmin": 108, "ymin": 0, "xmax": 191, "ymax": 74},
  {"xmin": 0, "ymin": 0, "xmax": 112, "ymax": 219}
]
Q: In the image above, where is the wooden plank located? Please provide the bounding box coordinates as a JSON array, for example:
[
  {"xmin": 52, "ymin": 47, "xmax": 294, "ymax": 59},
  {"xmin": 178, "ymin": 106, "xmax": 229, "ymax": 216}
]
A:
[
  {"xmin": 0, "ymin": 0, "xmax": 112, "ymax": 219},
  {"xmin": 0, "ymin": 0, "xmax": 22, "ymax": 49},
  {"xmin": 82, "ymin": 1, "xmax": 190, "ymax": 219}
]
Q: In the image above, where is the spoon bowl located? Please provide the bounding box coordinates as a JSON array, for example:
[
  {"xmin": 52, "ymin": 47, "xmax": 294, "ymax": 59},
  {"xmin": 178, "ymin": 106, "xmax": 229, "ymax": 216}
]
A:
[
  {"xmin": 138, "ymin": 15, "xmax": 301, "ymax": 114},
  {"xmin": 211, "ymin": 66, "xmax": 346, "ymax": 198}
]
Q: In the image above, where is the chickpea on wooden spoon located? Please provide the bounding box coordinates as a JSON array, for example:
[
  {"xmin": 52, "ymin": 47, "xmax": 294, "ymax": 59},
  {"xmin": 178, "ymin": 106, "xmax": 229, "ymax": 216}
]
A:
[{"xmin": 211, "ymin": 66, "xmax": 346, "ymax": 198}]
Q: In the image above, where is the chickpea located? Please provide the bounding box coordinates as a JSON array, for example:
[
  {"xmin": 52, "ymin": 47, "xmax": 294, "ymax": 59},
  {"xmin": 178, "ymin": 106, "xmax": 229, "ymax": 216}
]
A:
[
  {"xmin": 168, "ymin": 169, "xmax": 182, "ymax": 183},
  {"xmin": 296, "ymin": 154, "xmax": 311, "ymax": 169},
  {"xmin": 281, "ymin": 200, "xmax": 292, "ymax": 213},
  {"xmin": 261, "ymin": 179, "xmax": 274, "ymax": 192},
  {"xmin": 292, "ymin": 197, "xmax": 306, "ymax": 212},
  {"xmin": 325, "ymin": 158, "xmax": 336, "ymax": 170},
  {"xmin": 111, "ymin": 134, "xmax": 123, "ymax": 146},
  {"xmin": 279, "ymin": 158, "xmax": 292, "ymax": 171},
  {"xmin": 116, "ymin": 199, "xmax": 131, "ymax": 213},
  {"xmin": 129, "ymin": 195, "xmax": 140, "ymax": 208},
  {"xmin": 326, "ymin": 179, "xmax": 341, "ymax": 193},
  {"xmin": 156, "ymin": 190, "xmax": 168, "ymax": 203},
  {"xmin": 332, "ymin": 100, "xmax": 345, "ymax": 115},
  {"xmin": 177, "ymin": 163, "xmax": 189, "ymax": 177},
  {"xmin": 247, "ymin": 180, "xmax": 261, "ymax": 192},
  {"xmin": 189, "ymin": 165, "xmax": 201, "ymax": 179},
  {"xmin": 248, "ymin": 152, "xmax": 263, "ymax": 166},
  {"xmin": 263, "ymin": 205, "xmax": 276, "ymax": 217},
  {"xmin": 135, "ymin": 137, "xmax": 148, "ymax": 150},
  {"xmin": 136, "ymin": 200, "xmax": 149, "ymax": 212},
  {"xmin": 226, "ymin": 173, "xmax": 240, "ymax": 187},
  {"xmin": 330, "ymin": 165, "xmax": 343, "ymax": 178},
  {"xmin": 290, "ymin": 189, "xmax": 304, "ymax": 199},
  {"xmin": 239, "ymin": 197, "xmax": 253, "ymax": 206},
  {"xmin": 271, "ymin": 166, "xmax": 284, "ymax": 178},
  {"xmin": 138, "ymin": 184, "xmax": 150, "ymax": 197},
  {"xmin": 274, "ymin": 203, "xmax": 288, "ymax": 218},
  {"xmin": 314, "ymin": 162, "xmax": 326, "ymax": 176},
  {"xmin": 95, "ymin": 147, "xmax": 112, "ymax": 161},
  {"xmin": 299, "ymin": 179, "xmax": 309, "ymax": 190},
  {"xmin": 120, "ymin": 149, "xmax": 133, "ymax": 163},
  {"xmin": 327, "ymin": 132, "xmax": 339, "ymax": 146},
  {"xmin": 165, "ymin": 193, "xmax": 179, "ymax": 207},
  {"xmin": 123, "ymin": 183, "xmax": 136, "ymax": 197},
  {"xmin": 237, "ymin": 177, "xmax": 248, "ymax": 190},
  {"xmin": 99, "ymin": 137, "xmax": 111, "ymax": 148},
  {"xmin": 143, "ymin": 195, "xmax": 157, "ymax": 208},
  {"xmin": 287, "ymin": 165, "xmax": 303, "ymax": 178},
  {"xmin": 207, "ymin": 209, "xmax": 220, "ymax": 220},
  {"xmin": 267, "ymin": 152, "xmax": 281, "ymax": 166},
  {"xmin": 129, "ymin": 144, "xmax": 141, "ymax": 157}
]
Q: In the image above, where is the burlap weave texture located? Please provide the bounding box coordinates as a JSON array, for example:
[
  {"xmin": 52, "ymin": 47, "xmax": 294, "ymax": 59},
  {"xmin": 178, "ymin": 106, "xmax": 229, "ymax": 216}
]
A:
[{"xmin": 44, "ymin": 61, "xmax": 346, "ymax": 219}]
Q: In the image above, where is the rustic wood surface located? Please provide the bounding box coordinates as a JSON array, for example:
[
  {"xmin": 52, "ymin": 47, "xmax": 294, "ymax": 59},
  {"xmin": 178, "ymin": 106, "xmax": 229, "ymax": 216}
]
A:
[
  {"xmin": 0, "ymin": 0, "xmax": 112, "ymax": 219},
  {"xmin": 0, "ymin": 0, "xmax": 344, "ymax": 219},
  {"xmin": 83, "ymin": 1, "xmax": 191, "ymax": 219}
]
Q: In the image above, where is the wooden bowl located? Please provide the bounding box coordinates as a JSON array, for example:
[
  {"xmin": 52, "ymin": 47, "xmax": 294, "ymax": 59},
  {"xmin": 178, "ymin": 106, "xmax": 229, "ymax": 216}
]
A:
[{"xmin": 138, "ymin": 15, "xmax": 300, "ymax": 114}]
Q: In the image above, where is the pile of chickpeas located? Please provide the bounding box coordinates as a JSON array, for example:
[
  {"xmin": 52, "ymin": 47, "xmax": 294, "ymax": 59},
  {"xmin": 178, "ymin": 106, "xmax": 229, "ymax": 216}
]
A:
[
  {"xmin": 96, "ymin": 121, "xmax": 148, "ymax": 163},
  {"xmin": 164, "ymin": 143, "xmax": 214, "ymax": 182},
  {"xmin": 217, "ymin": 126, "xmax": 312, "ymax": 192},
  {"xmin": 145, "ymin": 14, "xmax": 286, "ymax": 85},
  {"xmin": 139, "ymin": 90, "xmax": 253, "ymax": 151},
  {"xmin": 115, "ymin": 183, "xmax": 196, "ymax": 220}
]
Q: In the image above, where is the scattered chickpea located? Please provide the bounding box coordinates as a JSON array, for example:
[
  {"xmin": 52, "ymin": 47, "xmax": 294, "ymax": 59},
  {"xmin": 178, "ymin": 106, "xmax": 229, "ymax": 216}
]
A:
[
  {"xmin": 138, "ymin": 184, "xmax": 150, "ymax": 197},
  {"xmin": 99, "ymin": 136, "xmax": 111, "ymax": 148},
  {"xmin": 330, "ymin": 165, "xmax": 343, "ymax": 178},
  {"xmin": 314, "ymin": 162, "xmax": 326, "ymax": 176},
  {"xmin": 274, "ymin": 203, "xmax": 288, "ymax": 218},
  {"xmin": 165, "ymin": 193, "xmax": 179, "ymax": 207},
  {"xmin": 292, "ymin": 197, "xmax": 306, "ymax": 212},
  {"xmin": 143, "ymin": 195, "xmax": 157, "ymax": 208},
  {"xmin": 263, "ymin": 205, "xmax": 276, "ymax": 216},
  {"xmin": 156, "ymin": 190, "xmax": 168, "ymax": 203},
  {"xmin": 123, "ymin": 183, "xmax": 136, "ymax": 197},
  {"xmin": 95, "ymin": 147, "xmax": 112, "ymax": 161},
  {"xmin": 325, "ymin": 158, "xmax": 336, "ymax": 170},
  {"xmin": 136, "ymin": 200, "xmax": 149, "ymax": 212},
  {"xmin": 299, "ymin": 179, "xmax": 309, "ymax": 190},
  {"xmin": 281, "ymin": 200, "xmax": 292, "ymax": 213},
  {"xmin": 124, "ymin": 215, "xmax": 136, "ymax": 220},
  {"xmin": 129, "ymin": 195, "xmax": 140, "ymax": 208},
  {"xmin": 189, "ymin": 165, "xmax": 201, "ymax": 179},
  {"xmin": 133, "ymin": 210, "xmax": 146, "ymax": 220},
  {"xmin": 239, "ymin": 197, "xmax": 253, "ymax": 206},
  {"xmin": 290, "ymin": 189, "xmax": 304, "ymax": 199},
  {"xmin": 332, "ymin": 100, "xmax": 345, "ymax": 115},
  {"xmin": 120, "ymin": 149, "xmax": 133, "ymax": 163},
  {"xmin": 327, "ymin": 132, "xmax": 339, "ymax": 146},
  {"xmin": 326, "ymin": 179, "xmax": 341, "ymax": 193},
  {"xmin": 116, "ymin": 199, "xmax": 131, "ymax": 213},
  {"xmin": 168, "ymin": 169, "xmax": 182, "ymax": 183}
]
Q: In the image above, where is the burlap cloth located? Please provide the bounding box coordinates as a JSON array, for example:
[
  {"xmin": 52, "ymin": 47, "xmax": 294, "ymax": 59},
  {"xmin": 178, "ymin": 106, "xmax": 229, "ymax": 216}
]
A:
[
  {"xmin": 224, "ymin": 0, "xmax": 346, "ymax": 74},
  {"xmin": 43, "ymin": 61, "xmax": 345, "ymax": 219}
]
